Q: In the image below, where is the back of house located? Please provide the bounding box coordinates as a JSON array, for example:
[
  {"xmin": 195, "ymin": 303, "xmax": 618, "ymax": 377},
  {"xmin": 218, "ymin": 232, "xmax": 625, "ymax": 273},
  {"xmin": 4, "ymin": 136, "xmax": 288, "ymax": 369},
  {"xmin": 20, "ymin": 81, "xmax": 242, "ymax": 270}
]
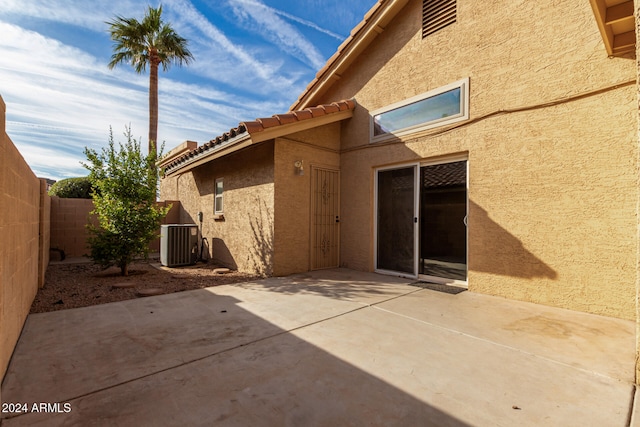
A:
[{"xmin": 161, "ymin": 0, "xmax": 638, "ymax": 321}]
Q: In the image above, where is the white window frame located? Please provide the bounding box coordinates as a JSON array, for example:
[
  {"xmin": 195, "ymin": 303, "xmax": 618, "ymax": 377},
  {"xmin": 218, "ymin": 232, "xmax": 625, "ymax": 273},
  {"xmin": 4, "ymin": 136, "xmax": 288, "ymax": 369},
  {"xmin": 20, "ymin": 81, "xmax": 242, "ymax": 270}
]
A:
[
  {"xmin": 214, "ymin": 177, "xmax": 224, "ymax": 214},
  {"xmin": 370, "ymin": 77, "xmax": 469, "ymax": 143}
]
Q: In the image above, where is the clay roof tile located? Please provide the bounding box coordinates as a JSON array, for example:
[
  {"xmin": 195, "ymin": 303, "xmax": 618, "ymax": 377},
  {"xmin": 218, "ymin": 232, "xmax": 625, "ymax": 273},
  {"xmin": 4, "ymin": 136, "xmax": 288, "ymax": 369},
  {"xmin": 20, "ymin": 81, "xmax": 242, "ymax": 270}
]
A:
[
  {"xmin": 257, "ymin": 117, "xmax": 281, "ymax": 128},
  {"xmin": 164, "ymin": 99, "xmax": 356, "ymax": 174},
  {"xmin": 320, "ymin": 104, "xmax": 339, "ymax": 114},
  {"xmin": 292, "ymin": 109, "xmax": 313, "ymax": 120},
  {"xmin": 241, "ymin": 121, "xmax": 264, "ymax": 134},
  {"xmin": 273, "ymin": 113, "xmax": 297, "ymax": 125},
  {"xmin": 306, "ymin": 106, "xmax": 326, "ymax": 117}
]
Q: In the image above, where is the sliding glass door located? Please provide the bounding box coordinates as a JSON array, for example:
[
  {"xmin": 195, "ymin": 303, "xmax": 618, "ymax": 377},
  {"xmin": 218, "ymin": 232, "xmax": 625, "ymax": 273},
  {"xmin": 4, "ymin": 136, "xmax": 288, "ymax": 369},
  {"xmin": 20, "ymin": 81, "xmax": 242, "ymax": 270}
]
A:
[
  {"xmin": 419, "ymin": 161, "xmax": 467, "ymax": 282},
  {"xmin": 375, "ymin": 160, "xmax": 467, "ymax": 284},
  {"xmin": 375, "ymin": 165, "xmax": 418, "ymax": 276}
]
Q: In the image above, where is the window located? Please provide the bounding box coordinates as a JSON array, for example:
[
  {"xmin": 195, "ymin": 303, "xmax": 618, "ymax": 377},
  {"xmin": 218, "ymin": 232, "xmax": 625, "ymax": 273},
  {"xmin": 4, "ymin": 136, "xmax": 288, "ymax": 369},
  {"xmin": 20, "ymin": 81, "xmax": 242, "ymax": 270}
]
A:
[
  {"xmin": 371, "ymin": 78, "xmax": 469, "ymax": 142},
  {"xmin": 214, "ymin": 178, "xmax": 223, "ymax": 214},
  {"xmin": 423, "ymin": 0, "xmax": 456, "ymax": 38}
]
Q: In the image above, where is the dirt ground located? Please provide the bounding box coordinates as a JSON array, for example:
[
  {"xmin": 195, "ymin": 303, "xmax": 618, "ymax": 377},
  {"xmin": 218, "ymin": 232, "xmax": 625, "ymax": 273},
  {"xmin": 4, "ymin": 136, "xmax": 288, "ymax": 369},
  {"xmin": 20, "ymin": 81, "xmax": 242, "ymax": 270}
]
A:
[{"xmin": 31, "ymin": 259, "xmax": 259, "ymax": 314}]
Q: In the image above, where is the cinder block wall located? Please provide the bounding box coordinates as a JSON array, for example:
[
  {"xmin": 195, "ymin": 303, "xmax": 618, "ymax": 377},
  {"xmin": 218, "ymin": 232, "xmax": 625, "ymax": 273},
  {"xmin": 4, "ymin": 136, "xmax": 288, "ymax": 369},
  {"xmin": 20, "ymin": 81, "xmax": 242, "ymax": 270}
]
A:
[
  {"xmin": 50, "ymin": 198, "xmax": 181, "ymax": 257},
  {"xmin": 0, "ymin": 96, "xmax": 50, "ymax": 382},
  {"xmin": 38, "ymin": 179, "xmax": 51, "ymax": 286},
  {"xmin": 50, "ymin": 197, "xmax": 95, "ymax": 258}
]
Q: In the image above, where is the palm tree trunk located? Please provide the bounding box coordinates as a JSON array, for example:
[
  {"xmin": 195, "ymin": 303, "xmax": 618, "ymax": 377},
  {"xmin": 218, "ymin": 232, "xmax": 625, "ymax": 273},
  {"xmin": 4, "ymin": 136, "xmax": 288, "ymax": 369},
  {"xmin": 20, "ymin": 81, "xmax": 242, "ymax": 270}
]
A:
[{"xmin": 149, "ymin": 48, "xmax": 159, "ymax": 156}]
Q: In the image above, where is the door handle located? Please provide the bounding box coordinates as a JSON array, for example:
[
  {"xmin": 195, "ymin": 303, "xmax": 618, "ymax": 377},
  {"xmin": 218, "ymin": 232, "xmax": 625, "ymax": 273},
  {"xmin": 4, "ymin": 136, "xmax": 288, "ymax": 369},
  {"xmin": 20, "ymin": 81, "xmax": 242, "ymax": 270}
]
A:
[
  {"xmin": 335, "ymin": 216, "xmax": 340, "ymax": 223},
  {"xmin": 463, "ymin": 215, "xmax": 468, "ymax": 226}
]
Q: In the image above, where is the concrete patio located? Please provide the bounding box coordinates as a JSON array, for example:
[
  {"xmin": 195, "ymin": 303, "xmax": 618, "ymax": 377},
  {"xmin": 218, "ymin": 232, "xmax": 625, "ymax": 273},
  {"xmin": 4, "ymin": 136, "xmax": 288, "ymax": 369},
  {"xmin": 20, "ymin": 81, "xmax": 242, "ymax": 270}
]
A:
[{"xmin": 0, "ymin": 268, "xmax": 636, "ymax": 426}]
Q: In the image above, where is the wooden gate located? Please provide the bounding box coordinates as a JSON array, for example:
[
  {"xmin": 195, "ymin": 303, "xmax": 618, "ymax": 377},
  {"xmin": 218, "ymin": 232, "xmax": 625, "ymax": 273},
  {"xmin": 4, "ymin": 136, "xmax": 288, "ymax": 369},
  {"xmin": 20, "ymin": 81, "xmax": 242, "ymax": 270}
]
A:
[{"xmin": 310, "ymin": 167, "xmax": 340, "ymax": 270}]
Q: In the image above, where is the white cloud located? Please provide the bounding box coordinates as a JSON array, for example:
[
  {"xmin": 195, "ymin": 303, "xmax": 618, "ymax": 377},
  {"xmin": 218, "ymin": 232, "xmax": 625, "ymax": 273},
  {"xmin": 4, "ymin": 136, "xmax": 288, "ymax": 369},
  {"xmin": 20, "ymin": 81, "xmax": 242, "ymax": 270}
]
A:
[
  {"xmin": 0, "ymin": 22, "xmax": 214, "ymax": 178},
  {"xmin": 0, "ymin": 0, "xmax": 355, "ymax": 179},
  {"xmin": 0, "ymin": 0, "xmax": 141, "ymax": 31},
  {"xmin": 166, "ymin": 0, "xmax": 287, "ymax": 83},
  {"xmin": 228, "ymin": 0, "xmax": 326, "ymax": 70}
]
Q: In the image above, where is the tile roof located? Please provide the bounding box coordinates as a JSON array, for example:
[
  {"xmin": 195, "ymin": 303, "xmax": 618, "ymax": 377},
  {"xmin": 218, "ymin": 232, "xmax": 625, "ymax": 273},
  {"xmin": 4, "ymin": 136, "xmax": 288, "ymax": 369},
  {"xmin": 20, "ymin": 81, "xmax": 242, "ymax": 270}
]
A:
[{"xmin": 162, "ymin": 100, "xmax": 355, "ymax": 174}]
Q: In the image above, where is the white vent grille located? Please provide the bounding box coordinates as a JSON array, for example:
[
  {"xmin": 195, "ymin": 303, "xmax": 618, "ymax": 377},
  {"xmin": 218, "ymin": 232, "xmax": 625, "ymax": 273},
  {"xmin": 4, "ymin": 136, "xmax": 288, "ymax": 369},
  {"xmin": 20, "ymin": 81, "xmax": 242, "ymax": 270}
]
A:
[
  {"xmin": 160, "ymin": 224, "xmax": 198, "ymax": 267},
  {"xmin": 422, "ymin": 0, "xmax": 456, "ymax": 38}
]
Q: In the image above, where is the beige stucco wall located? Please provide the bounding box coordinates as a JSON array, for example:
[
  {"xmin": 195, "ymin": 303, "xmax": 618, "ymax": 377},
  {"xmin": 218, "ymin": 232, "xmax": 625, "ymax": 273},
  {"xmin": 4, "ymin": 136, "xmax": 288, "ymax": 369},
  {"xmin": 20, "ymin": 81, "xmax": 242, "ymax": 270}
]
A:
[
  {"xmin": 634, "ymin": 0, "xmax": 640, "ymax": 382},
  {"xmin": 0, "ymin": 96, "xmax": 49, "ymax": 382},
  {"xmin": 317, "ymin": 0, "xmax": 637, "ymax": 319},
  {"xmin": 160, "ymin": 142, "xmax": 275, "ymax": 275},
  {"xmin": 273, "ymin": 124, "xmax": 341, "ymax": 276}
]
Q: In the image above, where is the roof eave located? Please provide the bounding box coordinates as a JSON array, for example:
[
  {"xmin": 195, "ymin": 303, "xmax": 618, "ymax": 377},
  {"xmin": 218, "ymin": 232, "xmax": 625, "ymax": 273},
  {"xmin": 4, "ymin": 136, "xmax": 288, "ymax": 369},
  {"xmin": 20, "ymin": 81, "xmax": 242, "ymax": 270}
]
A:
[
  {"xmin": 589, "ymin": 0, "xmax": 636, "ymax": 58},
  {"xmin": 163, "ymin": 132, "xmax": 251, "ymax": 177},
  {"xmin": 249, "ymin": 108, "xmax": 354, "ymax": 144},
  {"xmin": 163, "ymin": 106, "xmax": 355, "ymax": 177}
]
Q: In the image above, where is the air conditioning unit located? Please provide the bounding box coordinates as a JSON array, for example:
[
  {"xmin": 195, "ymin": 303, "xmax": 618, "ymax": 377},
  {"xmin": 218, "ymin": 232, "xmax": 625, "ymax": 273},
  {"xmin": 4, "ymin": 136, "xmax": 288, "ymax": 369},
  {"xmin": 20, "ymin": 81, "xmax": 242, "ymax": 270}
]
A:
[{"xmin": 160, "ymin": 224, "xmax": 199, "ymax": 267}]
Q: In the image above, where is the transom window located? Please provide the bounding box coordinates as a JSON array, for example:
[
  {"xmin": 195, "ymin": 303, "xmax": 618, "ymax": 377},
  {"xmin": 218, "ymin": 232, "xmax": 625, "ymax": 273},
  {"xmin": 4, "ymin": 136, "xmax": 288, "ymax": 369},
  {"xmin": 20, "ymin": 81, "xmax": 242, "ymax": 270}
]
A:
[{"xmin": 371, "ymin": 78, "xmax": 469, "ymax": 142}]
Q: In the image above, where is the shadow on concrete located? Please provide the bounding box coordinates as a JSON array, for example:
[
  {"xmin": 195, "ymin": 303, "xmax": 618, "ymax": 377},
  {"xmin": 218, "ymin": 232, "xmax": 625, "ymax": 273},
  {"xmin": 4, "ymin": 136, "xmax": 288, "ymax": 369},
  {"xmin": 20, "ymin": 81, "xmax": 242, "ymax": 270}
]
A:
[
  {"xmin": 1, "ymin": 286, "xmax": 470, "ymax": 426},
  {"xmin": 231, "ymin": 269, "xmax": 414, "ymax": 301}
]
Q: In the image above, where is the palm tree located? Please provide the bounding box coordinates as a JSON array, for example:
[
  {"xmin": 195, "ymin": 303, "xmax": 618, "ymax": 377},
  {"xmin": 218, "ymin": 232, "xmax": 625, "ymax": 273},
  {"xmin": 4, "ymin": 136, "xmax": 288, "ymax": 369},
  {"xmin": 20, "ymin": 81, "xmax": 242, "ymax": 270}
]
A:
[{"xmin": 106, "ymin": 5, "xmax": 194, "ymax": 156}]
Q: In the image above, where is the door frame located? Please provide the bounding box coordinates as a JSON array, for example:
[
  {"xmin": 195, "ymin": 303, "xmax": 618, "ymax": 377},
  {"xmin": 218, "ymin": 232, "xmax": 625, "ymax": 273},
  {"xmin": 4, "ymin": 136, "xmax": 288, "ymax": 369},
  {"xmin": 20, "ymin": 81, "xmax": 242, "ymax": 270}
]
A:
[
  {"xmin": 309, "ymin": 165, "xmax": 341, "ymax": 270},
  {"xmin": 417, "ymin": 155, "xmax": 469, "ymax": 287},
  {"xmin": 373, "ymin": 155, "xmax": 469, "ymax": 284},
  {"xmin": 373, "ymin": 162, "xmax": 420, "ymax": 279}
]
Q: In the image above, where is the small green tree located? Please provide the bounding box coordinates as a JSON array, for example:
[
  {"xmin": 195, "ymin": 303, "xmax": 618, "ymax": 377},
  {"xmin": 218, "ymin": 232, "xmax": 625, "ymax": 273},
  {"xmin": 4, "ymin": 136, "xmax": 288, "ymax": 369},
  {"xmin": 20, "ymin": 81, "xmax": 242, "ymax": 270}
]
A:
[{"xmin": 83, "ymin": 127, "xmax": 169, "ymax": 276}]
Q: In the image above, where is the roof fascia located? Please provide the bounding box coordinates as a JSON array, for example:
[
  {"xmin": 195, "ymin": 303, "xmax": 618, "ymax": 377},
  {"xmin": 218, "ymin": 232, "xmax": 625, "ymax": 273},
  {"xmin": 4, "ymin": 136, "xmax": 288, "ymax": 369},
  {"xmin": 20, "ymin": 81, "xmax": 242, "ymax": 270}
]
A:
[
  {"xmin": 164, "ymin": 133, "xmax": 251, "ymax": 177},
  {"xmin": 164, "ymin": 108, "xmax": 353, "ymax": 176},
  {"xmin": 249, "ymin": 108, "xmax": 353, "ymax": 143}
]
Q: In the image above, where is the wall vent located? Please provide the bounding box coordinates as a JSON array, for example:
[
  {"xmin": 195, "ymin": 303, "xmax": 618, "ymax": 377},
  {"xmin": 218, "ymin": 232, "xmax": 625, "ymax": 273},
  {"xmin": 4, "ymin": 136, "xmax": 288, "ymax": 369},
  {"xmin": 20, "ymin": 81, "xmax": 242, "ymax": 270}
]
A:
[
  {"xmin": 423, "ymin": 0, "xmax": 456, "ymax": 38},
  {"xmin": 160, "ymin": 224, "xmax": 199, "ymax": 267}
]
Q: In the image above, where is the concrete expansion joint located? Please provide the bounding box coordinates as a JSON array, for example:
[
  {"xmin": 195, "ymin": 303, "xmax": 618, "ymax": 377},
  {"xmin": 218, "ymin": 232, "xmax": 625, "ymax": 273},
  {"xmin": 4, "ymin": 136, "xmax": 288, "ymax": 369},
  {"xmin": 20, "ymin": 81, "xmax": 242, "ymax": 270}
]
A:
[
  {"xmin": 356, "ymin": 287, "xmax": 424, "ymax": 309},
  {"xmin": 10, "ymin": 299, "xmax": 398, "ymax": 412}
]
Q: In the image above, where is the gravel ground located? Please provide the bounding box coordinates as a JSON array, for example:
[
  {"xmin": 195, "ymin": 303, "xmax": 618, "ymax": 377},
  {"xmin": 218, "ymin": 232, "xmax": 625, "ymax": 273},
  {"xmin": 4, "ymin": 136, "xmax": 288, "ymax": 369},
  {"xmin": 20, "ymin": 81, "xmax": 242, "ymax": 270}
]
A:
[{"xmin": 31, "ymin": 259, "xmax": 259, "ymax": 314}]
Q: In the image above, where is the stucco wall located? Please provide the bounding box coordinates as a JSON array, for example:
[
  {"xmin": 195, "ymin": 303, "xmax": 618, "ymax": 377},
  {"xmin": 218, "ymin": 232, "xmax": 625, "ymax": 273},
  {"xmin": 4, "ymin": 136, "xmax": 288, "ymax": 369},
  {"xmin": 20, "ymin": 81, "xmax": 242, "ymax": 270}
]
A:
[
  {"xmin": 0, "ymin": 96, "xmax": 50, "ymax": 382},
  {"xmin": 318, "ymin": 0, "xmax": 637, "ymax": 319},
  {"xmin": 160, "ymin": 142, "xmax": 275, "ymax": 275},
  {"xmin": 273, "ymin": 124, "xmax": 341, "ymax": 275}
]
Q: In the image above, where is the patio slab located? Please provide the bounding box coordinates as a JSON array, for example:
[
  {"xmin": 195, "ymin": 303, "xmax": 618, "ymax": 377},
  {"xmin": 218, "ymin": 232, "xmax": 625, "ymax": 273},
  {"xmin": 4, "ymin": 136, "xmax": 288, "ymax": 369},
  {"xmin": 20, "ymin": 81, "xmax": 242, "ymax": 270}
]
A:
[{"xmin": 1, "ymin": 268, "xmax": 635, "ymax": 426}]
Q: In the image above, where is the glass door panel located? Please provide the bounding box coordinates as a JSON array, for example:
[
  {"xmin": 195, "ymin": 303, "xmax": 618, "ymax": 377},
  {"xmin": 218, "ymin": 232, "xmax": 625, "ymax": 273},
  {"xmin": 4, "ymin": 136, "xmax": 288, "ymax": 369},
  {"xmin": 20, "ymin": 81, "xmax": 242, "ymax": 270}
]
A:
[
  {"xmin": 376, "ymin": 166, "xmax": 416, "ymax": 275},
  {"xmin": 419, "ymin": 161, "xmax": 467, "ymax": 281}
]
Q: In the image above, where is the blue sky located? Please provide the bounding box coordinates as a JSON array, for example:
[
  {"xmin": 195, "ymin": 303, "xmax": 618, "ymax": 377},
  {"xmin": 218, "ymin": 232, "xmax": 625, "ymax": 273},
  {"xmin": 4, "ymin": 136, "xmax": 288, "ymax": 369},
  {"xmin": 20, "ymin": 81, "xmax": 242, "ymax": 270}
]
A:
[{"xmin": 0, "ymin": 0, "xmax": 373, "ymax": 180}]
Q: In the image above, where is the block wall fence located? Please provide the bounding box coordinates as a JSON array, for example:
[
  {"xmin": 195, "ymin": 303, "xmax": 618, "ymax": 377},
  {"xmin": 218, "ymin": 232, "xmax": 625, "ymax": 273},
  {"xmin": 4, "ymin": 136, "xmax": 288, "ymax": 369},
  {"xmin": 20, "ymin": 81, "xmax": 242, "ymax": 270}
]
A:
[
  {"xmin": 0, "ymin": 95, "xmax": 181, "ymax": 395},
  {"xmin": 0, "ymin": 96, "xmax": 50, "ymax": 387},
  {"xmin": 50, "ymin": 198, "xmax": 180, "ymax": 258}
]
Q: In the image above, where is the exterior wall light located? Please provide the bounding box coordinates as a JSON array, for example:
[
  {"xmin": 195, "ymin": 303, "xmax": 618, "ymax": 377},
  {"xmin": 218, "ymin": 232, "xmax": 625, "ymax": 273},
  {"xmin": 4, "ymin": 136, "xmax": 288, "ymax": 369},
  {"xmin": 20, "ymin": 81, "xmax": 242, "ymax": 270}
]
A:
[{"xmin": 294, "ymin": 160, "xmax": 304, "ymax": 176}]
